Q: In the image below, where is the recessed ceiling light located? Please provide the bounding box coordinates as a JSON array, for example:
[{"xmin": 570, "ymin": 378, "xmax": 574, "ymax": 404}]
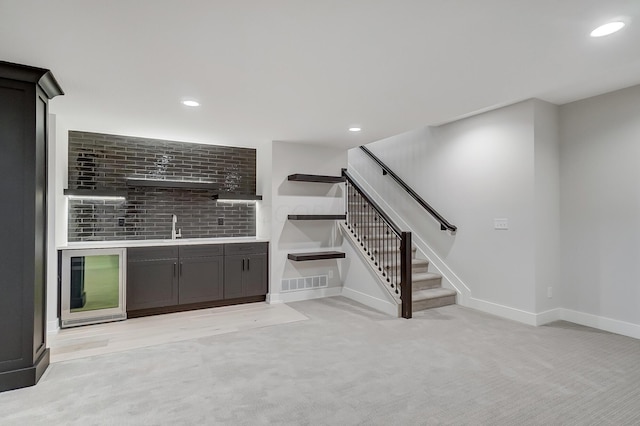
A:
[
  {"xmin": 590, "ymin": 21, "xmax": 625, "ymax": 37},
  {"xmin": 182, "ymin": 100, "xmax": 200, "ymax": 107},
  {"xmin": 349, "ymin": 127, "xmax": 362, "ymax": 132}
]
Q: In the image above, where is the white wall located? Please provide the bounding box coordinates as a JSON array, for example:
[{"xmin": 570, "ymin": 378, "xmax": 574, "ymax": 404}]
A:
[
  {"xmin": 533, "ymin": 100, "xmax": 561, "ymax": 313},
  {"xmin": 256, "ymin": 140, "xmax": 273, "ymax": 240},
  {"xmin": 560, "ymin": 84, "xmax": 640, "ymax": 331},
  {"xmin": 350, "ymin": 100, "xmax": 540, "ymax": 318},
  {"xmin": 267, "ymin": 141, "xmax": 347, "ymax": 303},
  {"xmin": 340, "ymin": 226, "xmax": 399, "ymax": 317}
]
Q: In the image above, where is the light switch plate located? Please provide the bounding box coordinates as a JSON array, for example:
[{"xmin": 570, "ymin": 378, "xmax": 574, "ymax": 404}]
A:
[{"xmin": 494, "ymin": 218, "xmax": 509, "ymax": 230}]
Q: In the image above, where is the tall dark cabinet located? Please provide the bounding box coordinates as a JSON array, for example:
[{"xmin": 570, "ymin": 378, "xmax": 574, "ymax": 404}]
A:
[{"xmin": 0, "ymin": 61, "xmax": 63, "ymax": 392}]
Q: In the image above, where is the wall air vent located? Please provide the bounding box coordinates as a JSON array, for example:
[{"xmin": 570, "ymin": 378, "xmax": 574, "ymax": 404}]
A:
[{"xmin": 281, "ymin": 275, "xmax": 328, "ymax": 292}]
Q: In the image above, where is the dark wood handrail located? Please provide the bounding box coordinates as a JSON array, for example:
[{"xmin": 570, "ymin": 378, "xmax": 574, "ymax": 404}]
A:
[
  {"xmin": 342, "ymin": 169, "xmax": 402, "ymax": 237},
  {"xmin": 359, "ymin": 146, "xmax": 457, "ymax": 232}
]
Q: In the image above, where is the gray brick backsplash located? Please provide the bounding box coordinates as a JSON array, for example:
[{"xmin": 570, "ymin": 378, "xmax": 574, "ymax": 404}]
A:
[{"xmin": 68, "ymin": 131, "xmax": 257, "ymax": 242}]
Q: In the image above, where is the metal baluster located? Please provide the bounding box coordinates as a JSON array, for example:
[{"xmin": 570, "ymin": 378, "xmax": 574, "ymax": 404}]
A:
[
  {"xmin": 396, "ymin": 235, "xmax": 400, "ymax": 295},
  {"xmin": 367, "ymin": 199, "xmax": 372, "ymax": 259},
  {"xmin": 344, "ymin": 181, "xmax": 348, "ymax": 227},
  {"xmin": 386, "ymin": 225, "xmax": 390, "ymax": 284},
  {"xmin": 358, "ymin": 190, "xmax": 363, "ymax": 246},
  {"xmin": 375, "ymin": 212, "xmax": 380, "ymax": 270}
]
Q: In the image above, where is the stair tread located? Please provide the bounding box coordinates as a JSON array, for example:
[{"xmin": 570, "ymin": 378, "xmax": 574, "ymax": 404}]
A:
[
  {"xmin": 412, "ymin": 272, "xmax": 441, "ymax": 281},
  {"xmin": 412, "ymin": 288, "xmax": 457, "ymax": 300}
]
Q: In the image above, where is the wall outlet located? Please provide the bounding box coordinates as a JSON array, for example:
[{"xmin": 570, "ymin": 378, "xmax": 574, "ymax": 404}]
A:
[
  {"xmin": 218, "ymin": 217, "xmax": 224, "ymax": 225},
  {"xmin": 547, "ymin": 287, "xmax": 553, "ymax": 298},
  {"xmin": 328, "ymin": 270, "xmax": 333, "ymax": 279},
  {"xmin": 494, "ymin": 218, "xmax": 509, "ymax": 230},
  {"xmin": 117, "ymin": 217, "xmax": 125, "ymax": 227}
]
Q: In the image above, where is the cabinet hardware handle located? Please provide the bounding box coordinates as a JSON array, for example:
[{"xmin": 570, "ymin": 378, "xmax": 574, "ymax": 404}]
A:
[
  {"xmin": 247, "ymin": 258, "xmax": 250, "ymax": 270},
  {"xmin": 173, "ymin": 263, "xmax": 176, "ymax": 276},
  {"xmin": 242, "ymin": 258, "xmax": 245, "ymax": 271}
]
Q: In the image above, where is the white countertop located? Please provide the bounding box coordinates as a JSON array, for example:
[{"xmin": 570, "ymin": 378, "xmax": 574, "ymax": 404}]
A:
[{"xmin": 58, "ymin": 237, "xmax": 269, "ymax": 250}]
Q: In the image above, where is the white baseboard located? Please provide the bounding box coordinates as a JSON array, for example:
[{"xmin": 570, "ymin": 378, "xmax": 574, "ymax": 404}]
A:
[
  {"xmin": 560, "ymin": 309, "xmax": 640, "ymax": 340},
  {"xmin": 47, "ymin": 319, "xmax": 60, "ymax": 335},
  {"xmin": 463, "ymin": 298, "xmax": 640, "ymax": 340},
  {"xmin": 464, "ymin": 297, "xmax": 539, "ymax": 326},
  {"xmin": 269, "ymin": 287, "xmax": 343, "ymax": 304},
  {"xmin": 266, "ymin": 293, "xmax": 284, "ymax": 304},
  {"xmin": 534, "ymin": 308, "xmax": 562, "ymax": 326},
  {"xmin": 341, "ymin": 287, "xmax": 400, "ymax": 317}
]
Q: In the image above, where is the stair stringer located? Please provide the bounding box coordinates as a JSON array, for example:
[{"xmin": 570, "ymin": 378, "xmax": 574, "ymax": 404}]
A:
[
  {"xmin": 339, "ymin": 222, "xmax": 401, "ymax": 317},
  {"xmin": 346, "ymin": 165, "xmax": 470, "ymax": 305}
]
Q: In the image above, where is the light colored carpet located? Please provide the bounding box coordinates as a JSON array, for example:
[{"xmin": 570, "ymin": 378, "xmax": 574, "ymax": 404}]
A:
[{"xmin": 1, "ymin": 297, "xmax": 639, "ymax": 425}]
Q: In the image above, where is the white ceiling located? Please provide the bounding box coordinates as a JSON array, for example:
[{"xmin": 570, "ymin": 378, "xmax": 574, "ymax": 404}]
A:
[{"xmin": 2, "ymin": 0, "xmax": 640, "ymax": 149}]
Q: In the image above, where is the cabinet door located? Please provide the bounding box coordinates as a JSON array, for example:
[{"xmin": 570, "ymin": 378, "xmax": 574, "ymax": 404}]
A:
[
  {"xmin": 179, "ymin": 256, "xmax": 224, "ymax": 304},
  {"xmin": 224, "ymin": 255, "xmax": 245, "ymax": 299},
  {"xmin": 127, "ymin": 259, "xmax": 178, "ymax": 311},
  {"xmin": 243, "ymin": 253, "xmax": 268, "ymax": 297}
]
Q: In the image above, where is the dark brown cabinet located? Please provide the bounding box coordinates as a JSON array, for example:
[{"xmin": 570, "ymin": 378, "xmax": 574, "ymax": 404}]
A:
[
  {"xmin": 127, "ymin": 247, "xmax": 179, "ymax": 311},
  {"xmin": 178, "ymin": 245, "xmax": 224, "ymax": 305},
  {"xmin": 0, "ymin": 62, "xmax": 63, "ymax": 393},
  {"xmin": 127, "ymin": 243, "xmax": 257, "ymax": 316},
  {"xmin": 224, "ymin": 243, "xmax": 268, "ymax": 299}
]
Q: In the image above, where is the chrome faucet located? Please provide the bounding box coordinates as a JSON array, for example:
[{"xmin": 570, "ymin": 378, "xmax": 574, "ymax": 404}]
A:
[{"xmin": 171, "ymin": 214, "xmax": 182, "ymax": 239}]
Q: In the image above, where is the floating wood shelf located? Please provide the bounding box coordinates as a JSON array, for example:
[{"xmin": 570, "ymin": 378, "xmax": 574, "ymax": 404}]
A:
[
  {"xmin": 288, "ymin": 251, "xmax": 346, "ymax": 261},
  {"xmin": 287, "ymin": 174, "xmax": 345, "ymax": 183},
  {"xmin": 212, "ymin": 193, "xmax": 263, "ymax": 201},
  {"xmin": 64, "ymin": 189, "xmax": 128, "ymax": 198},
  {"xmin": 288, "ymin": 214, "xmax": 346, "ymax": 220},
  {"xmin": 126, "ymin": 178, "xmax": 217, "ymax": 189}
]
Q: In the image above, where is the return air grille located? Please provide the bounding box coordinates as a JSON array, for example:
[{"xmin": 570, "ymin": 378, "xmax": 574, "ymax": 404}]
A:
[{"xmin": 281, "ymin": 275, "xmax": 328, "ymax": 292}]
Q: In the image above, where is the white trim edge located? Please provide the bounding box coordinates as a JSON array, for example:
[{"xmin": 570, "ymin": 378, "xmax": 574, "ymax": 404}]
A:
[
  {"xmin": 47, "ymin": 319, "xmax": 60, "ymax": 335},
  {"xmin": 465, "ymin": 297, "xmax": 539, "ymax": 326},
  {"xmin": 341, "ymin": 287, "xmax": 400, "ymax": 317},
  {"xmin": 534, "ymin": 308, "xmax": 562, "ymax": 326},
  {"xmin": 268, "ymin": 287, "xmax": 343, "ymax": 304},
  {"xmin": 560, "ymin": 309, "xmax": 640, "ymax": 340},
  {"xmin": 462, "ymin": 299, "xmax": 640, "ymax": 340},
  {"xmin": 266, "ymin": 293, "xmax": 284, "ymax": 304}
]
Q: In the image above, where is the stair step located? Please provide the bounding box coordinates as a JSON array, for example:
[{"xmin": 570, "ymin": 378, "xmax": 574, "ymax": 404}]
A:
[
  {"xmin": 382, "ymin": 258, "xmax": 429, "ymax": 272},
  {"xmin": 287, "ymin": 251, "xmax": 346, "ymax": 261},
  {"xmin": 412, "ymin": 272, "xmax": 442, "ymax": 290},
  {"xmin": 412, "ymin": 258, "xmax": 430, "ymax": 272},
  {"xmin": 412, "ymin": 288, "xmax": 457, "ymax": 311}
]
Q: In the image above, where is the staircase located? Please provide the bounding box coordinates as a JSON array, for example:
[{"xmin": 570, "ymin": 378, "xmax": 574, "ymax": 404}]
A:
[
  {"xmin": 343, "ymin": 208, "xmax": 456, "ymax": 315},
  {"xmin": 285, "ymin": 170, "xmax": 456, "ymax": 318}
]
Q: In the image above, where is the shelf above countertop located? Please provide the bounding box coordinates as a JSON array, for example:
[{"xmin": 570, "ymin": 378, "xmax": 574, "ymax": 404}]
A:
[
  {"xmin": 64, "ymin": 188, "xmax": 128, "ymax": 198},
  {"xmin": 126, "ymin": 178, "xmax": 218, "ymax": 189},
  {"xmin": 287, "ymin": 174, "xmax": 345, "ymax": 183},
  {"xmin": 212, "ymin": 193, "xmax": 263, "ymax": 200},
  {"xmin": 58, "ymin": 237, "xmax": 269, "ymax": 250}
]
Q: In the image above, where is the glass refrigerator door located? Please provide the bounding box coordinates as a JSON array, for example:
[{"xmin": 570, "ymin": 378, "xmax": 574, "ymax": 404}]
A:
[{"xmin": 61, "ymin": 248, "xmax": 127, "ymax": 328}]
